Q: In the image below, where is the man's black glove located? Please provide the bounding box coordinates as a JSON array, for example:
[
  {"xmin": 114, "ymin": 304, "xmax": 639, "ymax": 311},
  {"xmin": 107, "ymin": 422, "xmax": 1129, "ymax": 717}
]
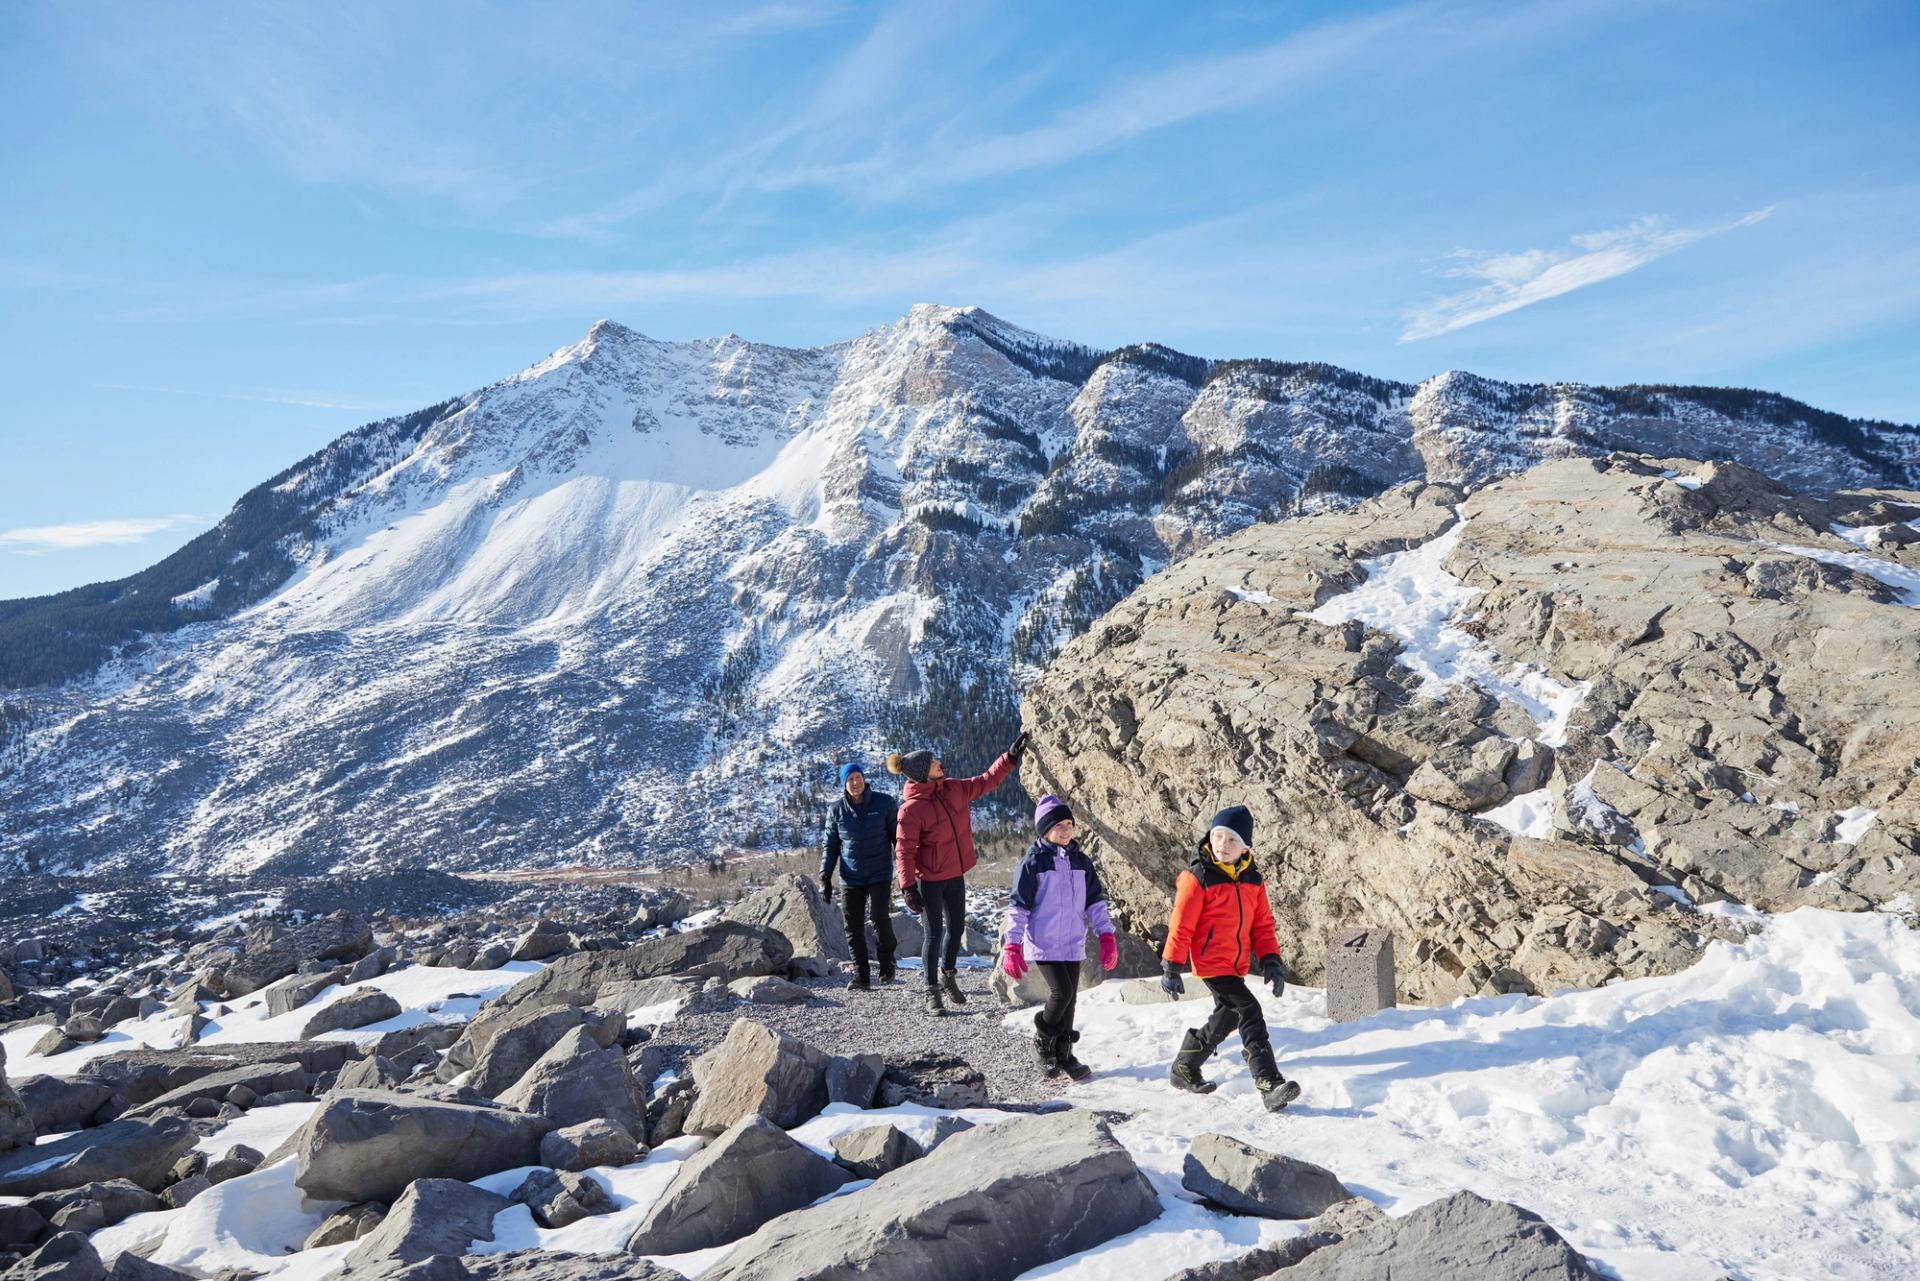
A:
[
  {"xmin": 1007, "ymin": 730, "xmax": 1031, "ymax": 766},
  {"xmin": 1260, "ymin": 954, "xmax": 1286, "ymax": 998},
  {"xmin": 902, "ymin": 882, "xmax": 924, "ymax": 916},
  {"xmin": 1160, "ymin": 960, "xmax": 1184, "ymax": 998},
  {"xmin": 819, "ymin": 877, "xmax": 834, "ymax": 904}
]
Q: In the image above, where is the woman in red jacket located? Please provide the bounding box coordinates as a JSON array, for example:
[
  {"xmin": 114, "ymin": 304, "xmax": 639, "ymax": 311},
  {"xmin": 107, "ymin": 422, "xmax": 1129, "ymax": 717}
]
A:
[
  {"xmin": 889, "ymin": 732, "xmax": 1027, "ymax": 1015},
  {"xmin": 1160, "ymin": 805, "xmax": 1302, "ymax": 1111}
]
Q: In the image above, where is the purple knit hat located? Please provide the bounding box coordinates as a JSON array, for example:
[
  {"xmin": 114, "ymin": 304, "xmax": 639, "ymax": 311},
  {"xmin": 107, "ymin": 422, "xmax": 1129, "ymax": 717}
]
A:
[{"xmin": 1033, "ymin": 795, "xmax": 1075, "ymax": 839}]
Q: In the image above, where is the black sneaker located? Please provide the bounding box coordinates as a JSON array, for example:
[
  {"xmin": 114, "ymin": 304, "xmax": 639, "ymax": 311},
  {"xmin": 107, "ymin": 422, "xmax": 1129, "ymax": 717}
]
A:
[
  {"xmin": 940, "ymin": 969, "xmax": 968, "ymax": 1006},
  {"xmin": 924, "ymin": 987, "xmax": 946, "ymax": 1016}
]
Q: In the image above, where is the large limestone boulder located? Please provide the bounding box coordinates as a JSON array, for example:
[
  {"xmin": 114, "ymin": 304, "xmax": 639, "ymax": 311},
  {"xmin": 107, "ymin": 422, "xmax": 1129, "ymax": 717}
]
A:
[
  {"xmin": 0, "ymin": 1117, "xmax": 196, "ymax": 1195},
  {"xmin": 684, "ymin": 1019, "xmax": 830, "ymax": 1136},
  {"xmin": 294, "ymin": 1091, "xmax": 552, "ymax": 1203},
  {"xmin": 457, "ymin": 1006, "xmax": 626, "ymax": 1097},
  {"xmin": 626, "ymin": 1115, "xmax": 852, "ymax": 1255},
  {"xmin": 723, "ymin": 874, "xmax": 850, "ymax": 964},
  {"xmin": 497, "ymin": 1026, "xmax": 648, "ymax": 1138},
  {"xmin": 301, "ymin": 988, "xmax": 403, "ymax": 1038},
  {"xmin": 1286, "ymin": 1190, "xmax": 1603, "ymax": 1280},
  {"xmin": 470, "ymin": 924, "xmax": 790, "ymax": 1040},
  {"xmin": 75, "ymin": 1042, "xmax": 358, "ymax": 1117},
  {"xmin": 1181, "ymin": 1133, "xmax": 1350, "ymax": 1218},
  {"xmin": 222, "ymin": 913, "xmax": 372, "ymax": 996},
  {"xmin": 343, "ymin": 1178, "xmax": 507, "ymax": 1269},
  {"xmin": 699, "ymin": 1109, "xmax": 1159, "ymax": 1281},
  {"xmin": 12, "ymin": 1076, "xmax": 112, "ymax": 1136},
  {"xmin": 1022, "ymin": 458, "xmax": 1920, "ymax": 1001}
]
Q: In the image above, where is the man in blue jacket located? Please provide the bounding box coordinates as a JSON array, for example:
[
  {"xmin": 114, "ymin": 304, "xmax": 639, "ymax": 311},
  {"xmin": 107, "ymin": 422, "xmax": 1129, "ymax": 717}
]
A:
[{"xmin": 820, "ymin": 761, "xmax": 900, "ymax": 990}]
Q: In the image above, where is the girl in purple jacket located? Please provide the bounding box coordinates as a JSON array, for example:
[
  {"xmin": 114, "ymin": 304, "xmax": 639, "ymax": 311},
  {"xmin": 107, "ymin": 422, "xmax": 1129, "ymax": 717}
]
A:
[{"xmin": 1001, "ymin": 795, "xmax": 1119, "ymax": 1081}]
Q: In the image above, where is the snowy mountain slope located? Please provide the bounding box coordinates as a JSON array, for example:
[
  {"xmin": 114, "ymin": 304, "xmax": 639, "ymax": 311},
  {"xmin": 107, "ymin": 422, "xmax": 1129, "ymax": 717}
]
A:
[{"xmin": 3, "ymin": 304, "xmax": 1918, "ymax": 878}]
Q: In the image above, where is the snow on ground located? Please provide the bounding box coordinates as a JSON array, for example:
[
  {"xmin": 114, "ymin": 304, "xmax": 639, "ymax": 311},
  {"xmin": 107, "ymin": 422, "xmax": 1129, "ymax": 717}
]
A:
[
  {"xmin": 193, "ymin": 1100, "xmax": 320, "ymax": 1157},
  {"xmin": 1476, "ymin": 786, "xmax": 1557, "ymax": 838},
  {"xmin": 1766, "ymin": 540, "xmax": 1920, "ymax": 607},
  {"xmin": 1302, "ymin": 522, "xmax": 1588, "ymax": 745},
  {"xmin": 1038, "ymin": 908, "xmax": 1920, "ymax": 1281},
  {"xmin": 2, "ymin": 1011, "xmax": 197, "ymax": 1079},
  {"xmin": 1832, "ymin": 805, "xmax": 1880, "ymax": 846},
  {"xmin": 1831, "ymin": 517, "xmax": 1920, "ymax": 549},
  {"xmin": 196, "ymin": 960, "xmax": 541, "ymax": 1049}
]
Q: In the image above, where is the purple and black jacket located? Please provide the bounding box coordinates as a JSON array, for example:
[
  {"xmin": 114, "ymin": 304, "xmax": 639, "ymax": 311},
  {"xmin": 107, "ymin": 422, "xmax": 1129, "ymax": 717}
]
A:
[{"xmin": 1004, "ymin": 839, "xmax": 1116, "ymax": 962}]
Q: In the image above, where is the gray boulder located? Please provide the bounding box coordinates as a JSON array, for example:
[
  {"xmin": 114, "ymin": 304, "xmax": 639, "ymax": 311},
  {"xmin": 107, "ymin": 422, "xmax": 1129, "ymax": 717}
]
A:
[
  {"xmin": 301, "ymin": 989, "xmax": 403, "ymax": 1038},
  {"xmin": 25, "ymin": 1181, "xmax": 161, "ymax": 1234},
  {"xmin": 224, "ymin": 913, "xmax": 372, "ymax": 996},
  {"xmin": 343, "ymin": 1178, "xmax": 506, "ymax": 1269},
  {"xmin": 1181, "ymin": 1133, "xmax": 1350, "ymax": 1218},
  {"xmin": 444, "ymin": 1252, "xmax": 683, "ymax": 1281},
  {"xmin": 0, "ymin": 1047, "xmax": 30, "ymax": 1154},
  {"xmin": 722, "ymin": 874, "xmax": 849, "ymax": 964},
  {"xmin": 334, "ymin": 1055, "xmax": 406, "ymax": 1091},
  {"xmin": 700, "ymin": 1110, "xmax": 1160, "ymax": 1281},
  {"xmin": 1285, "ymin": 1190, "xmax": 1604, "ymax": 1280},
  {"xmin": 5, "ymin": 1231, "xmax": 105, "ymax": 1281},
  {"xmin": 0, "ymin": 1117, "xmax": 196, "ymax": 1195},
  {"xmin": 684, "ymin": 1019, "xmax": 830, "ymax": 1136},
  {"xmin": 345, "ymin": 947, "xmax": 398, "ymax": 985},
  {"xmin": 123, "ymin": 1061, "xmax": 309, "ymax": 1119},
  {"xmin": 727, "ymin": 976, "xmax": 812, "ymax": 1004},
  {"xmin": 540, "ymin": 1120, "xmax": 642, "ymax": 1173},
  {"xmin": 497, "ymin": 1027, "xmax": 648, "ymax": 1137},
  {"xmin": 510, "ymin": 921, "xmax": 574, "ymax": 963},
  {"xmin": 293, "ymin": 1090, "xmax": 552, "ymax": 1203},
  {"xmin": 829, "ymin": 1124, "xmax": 922, "ymax": 1180},
  {"xmin": 75, "ymin": 1041, "xmax": 357, "ymax": 1115},
  {"xmin": 0, "ymin": 1202, "xmax": 50, "ymax": 1249},
  {"xmin": 261, "ymin": 968, "xmax": 346, "ymax": 1018},
  {"xmin": 104, "ymin": 1254, "xmax": 192, "ymax": 1281},
  {"xmin": 626, "ymin": 1115, "xmax": 851, "ymax": 1256},
  {"xmin": 13, "ymin": 1075, "xmax": 109, "ymax": 1138},
  {"xmin": 824, "ymin": 1053, "xmax": 884, "ymax": 1108},
  {"xmin": 478, "ymin": 924, "xmax": 791, "ymax": 1027},
  {"xmin": 303, "ymin": 1201, "xmax": 387, "ymax": 1249},
  {"xmin": 514, "ymin": 1168, "xmax": 613, "ymax": 1229},
  {"xmin": 455, "ymin": 1006, "xmax": 625, "ymax": 1097}
]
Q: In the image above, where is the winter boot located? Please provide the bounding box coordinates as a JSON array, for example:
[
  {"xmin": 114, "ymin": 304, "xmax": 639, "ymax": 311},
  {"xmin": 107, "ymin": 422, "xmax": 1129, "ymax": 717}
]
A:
[
  {"xmin": 878, "ymin": 954, "xmax": 897, "ymax": 985},
  {"xmin": 940, "ymin": 969, "xmax": 968, "ymax": 1006},
  {"xmin": 1056, "ymin": 1031, "xmax": 1092, "ymax": 1082},
  {"xmin": 847, "ymin": 971, "xmax": 872, "ymax": 992},
  {"xmin": 1245, "ymin": 1039, "xmax": 1301, "ymax": 1112},
  {"xmin": 924, "ymin": 986, "xmax": 947, "ymax": 1016},
  {"xmin": 1032, "ymin": 1027, "xmax": 1061, "ymax": 1078},
  {"xmin": 1169, "ymin": 1029, "xmax": 1218, "ymax": 1094}
]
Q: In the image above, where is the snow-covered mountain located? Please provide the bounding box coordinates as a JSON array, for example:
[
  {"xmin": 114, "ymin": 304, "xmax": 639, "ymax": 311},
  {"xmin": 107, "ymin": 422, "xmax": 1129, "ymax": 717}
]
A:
[{"xmin": 3, "ymin": 304, "xmax": 1917, "ymax": 877}]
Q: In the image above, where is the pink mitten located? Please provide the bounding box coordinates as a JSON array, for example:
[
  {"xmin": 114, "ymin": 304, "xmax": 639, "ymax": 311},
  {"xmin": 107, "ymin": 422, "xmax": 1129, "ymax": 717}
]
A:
[
  {"xmin": 1002, "ymin": 942, "xmax": 1029, "ymax": 979},
  {"xmin": 1099, "ymin": 933, "xmax": 1119, "ymax": 972}
]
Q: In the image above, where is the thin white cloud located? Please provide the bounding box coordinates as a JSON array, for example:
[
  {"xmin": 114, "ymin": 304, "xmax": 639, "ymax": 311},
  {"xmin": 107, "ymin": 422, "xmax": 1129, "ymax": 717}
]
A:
[
  {"xmin": 0, "ymin": 515, "xmax": 203, "ymax": 554},
  {"xmin": 1401, "ymin": 207, "xmax": 1775, "ymax": 341}
]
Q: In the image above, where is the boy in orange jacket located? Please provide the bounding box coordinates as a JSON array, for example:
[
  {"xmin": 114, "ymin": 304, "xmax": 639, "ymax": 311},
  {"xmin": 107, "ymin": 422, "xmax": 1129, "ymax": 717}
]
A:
[{"xmin": 1160, "ymin": 805, "xmax": 1302, "ymax": 1111}]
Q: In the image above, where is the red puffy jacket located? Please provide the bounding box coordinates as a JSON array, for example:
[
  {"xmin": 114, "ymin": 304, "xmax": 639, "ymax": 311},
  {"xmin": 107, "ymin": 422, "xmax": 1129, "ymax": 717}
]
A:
[
  {"xmin": 895, "ymin": 753, "xmax": 1016, "ymax": 885},
  {"xmin": 1162, "ymin": 848, "xmax": 1281, "ymax": 979}
]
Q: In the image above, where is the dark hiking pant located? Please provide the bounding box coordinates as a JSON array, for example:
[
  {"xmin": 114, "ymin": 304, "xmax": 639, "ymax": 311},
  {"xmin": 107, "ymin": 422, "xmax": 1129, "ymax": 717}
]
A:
[
  {"xmin": 1035, "ymin": 960, "xmax": 1081, "ymax": 1040},
  {"xmin": 920, "ymin": 874, "xmax": 968, "ymax": 984},
  {"xmin": 1198, "ymin": 975, "xmax": 1271, "ymax": 1052},
  {"xmin": 842, "ymin": 881, "xmax": 896, "ymax": 978}
]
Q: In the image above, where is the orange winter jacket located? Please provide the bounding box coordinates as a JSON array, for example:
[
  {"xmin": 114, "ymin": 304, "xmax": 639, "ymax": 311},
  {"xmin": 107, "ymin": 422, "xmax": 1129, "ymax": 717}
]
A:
[{"xmin": 1162, "ymin": 846, "xmax": 1281, "ymax": 979}]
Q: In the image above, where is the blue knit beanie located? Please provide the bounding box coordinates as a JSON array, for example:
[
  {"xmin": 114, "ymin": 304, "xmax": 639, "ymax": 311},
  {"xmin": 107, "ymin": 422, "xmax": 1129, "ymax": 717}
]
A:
[{"xmin": 838, "ymin": 762, "xmax": 866, "ymax": 789}]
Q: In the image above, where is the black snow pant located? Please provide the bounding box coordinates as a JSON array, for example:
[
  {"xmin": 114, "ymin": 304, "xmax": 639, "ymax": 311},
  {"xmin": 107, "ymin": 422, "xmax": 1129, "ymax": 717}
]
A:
[
  {"xmin": 920, "ymin": 874, "xmax": 968, "ymax": 984},
  {"xmin": 842, "ymin": 881, "xmax": 896, "ymax": 979},
  {"xmin": 1198, "ymin": 975, "xmax": 1272, "ymax": 1054},
  {"xmin": 1035, "ymin": 960, "xmax": 1081, "ymax": 1041}
]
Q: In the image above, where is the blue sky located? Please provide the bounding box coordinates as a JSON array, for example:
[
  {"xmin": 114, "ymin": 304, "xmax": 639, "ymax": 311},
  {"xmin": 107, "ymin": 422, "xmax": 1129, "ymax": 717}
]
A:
[{"xmin": 3, "ymin": 0, "xmax": 1916, "ymax": 598}]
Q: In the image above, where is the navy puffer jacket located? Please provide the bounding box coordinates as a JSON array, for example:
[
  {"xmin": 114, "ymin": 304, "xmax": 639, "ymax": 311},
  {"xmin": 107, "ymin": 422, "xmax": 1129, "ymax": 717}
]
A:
[{"xmin": 821, "ymin": 789, "xmax": 899, "ymax": 886}]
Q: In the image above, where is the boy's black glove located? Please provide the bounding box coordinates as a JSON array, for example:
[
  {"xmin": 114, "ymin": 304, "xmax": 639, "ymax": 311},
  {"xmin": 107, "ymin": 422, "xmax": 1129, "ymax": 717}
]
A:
[
  {"xmin": 902, "ymin": 882, "xmax": 924, "ymax": 916},
  {"xmin": 1160, "ymin": 960, "xmax": 1184, "ymax": 997},
  {"xmin": 1260, "ymin": 954, "xmax": 1287, "ymax": 997},
  {"xmin": 1007, "ymin": 730, "xmax": 1030, "ymax": 766}
]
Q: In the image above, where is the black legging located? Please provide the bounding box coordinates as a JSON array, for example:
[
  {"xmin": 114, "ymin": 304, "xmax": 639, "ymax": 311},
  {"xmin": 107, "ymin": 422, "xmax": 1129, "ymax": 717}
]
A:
[
  {"xmin": 1035, "ymin": 960, "xmax": 1081, "ymax": 1040},
  {"xmin": 1199, "ymin": 975, "xmax": 1271, "ymax": 1052},
  {"xmin": 842, "ymin": 881, "xmax": 896, "ymax": 975},
  {"xmin": 920, "ymin": 874, "xmax": 968, "ymax": 984}
]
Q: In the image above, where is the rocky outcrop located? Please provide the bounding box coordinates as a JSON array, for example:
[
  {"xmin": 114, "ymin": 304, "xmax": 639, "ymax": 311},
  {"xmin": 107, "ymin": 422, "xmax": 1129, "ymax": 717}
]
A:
[
  {"xmin": 343, "ymin": 1178, "xmax": 507, "ymax": 1269},
  {"xmin": 625, "ymin": 1115, "xmax": 851, "ymax": 1255},
  {"xmin": 474, "ymin": 924, "xmax": 791, "ymax": 1030},
  {"xmin": 1181, "ymin": 1134, "xmax": 1350, "ymax": 1219},
  {"xmin": 684, "ymin": 1019, "xmax": 830, "ymax": 1136},
  {"xmin": 1023, "ymin": 457, "xmax": 1920, "ymax": 1000},
  {"xmin": 699, "ymin": 1110, "xmax": 1159, "ymax": 1281},
  {"xmin": 723, "ymin": 875, "xmax": 849, "ymax": 965},
  {"xmin": 496, "ymin": 1027, "xmax": 648, "ymax": 1137},
  {"xmin": 1286, "ymin": 1190, "xmax": 1603, "ymax": 1280},
  {"xmin": 0, "ymin": 1045, "xmax": 31, "ymax": 1154},
  {"xmin": 294, "ymin": 1091, "xmax": 552, "ymax": 1203}
]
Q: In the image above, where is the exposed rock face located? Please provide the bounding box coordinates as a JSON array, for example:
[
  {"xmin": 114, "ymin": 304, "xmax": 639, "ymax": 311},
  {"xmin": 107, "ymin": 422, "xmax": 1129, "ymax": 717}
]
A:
[
  {"xmin": 294, "ymin": 1091, "xmax": 552, "ymax": 1203},
  {"xmin": 684, "ymin": 1019, "xmax": 830, "ymax": 1136},
  {"xmin": 475, "ymin": 924, "xmax": 791, "ymax": 1030},
  {"xmin": 301, "ymin": 988, "xmax": 403, "ymax": 1038},
  {"xmin": 0, "ymin": 1044, "xmax": 31, "ymax": 1153},
  {"xmin": 699, "ymin": 1110, "xmax": 1160, "ymax": 1281},
  {"xmin": 496, "ymin": 1026, "xmax": 648, "ymax": 1137},
  {"xmin": 723, "ymin": 875, "xmax": 850, "ymax": 964},
  {"xmin": 1181, "ymin": 1134, "xmax": 1350, "ymax": 1219},
  {"xmin": 1023, "ymin": 457, "xmax": 1920, "ymax": 1000},
  {"xmin": 0, "ymin": 1117, "xmax": 196, "ymax": 1195},
  {"xmin": 1286, "ymin": 1190, "xmax": 1604, "ymax": 1280},
  {"xmin": 625, "ymin": 1115, "xmax": 851, "ymax": 1255},
  {"xmin": 343, "ymin": 1178, "xmax": 507, "ymax": 1269},
  {"xmin": 830, "ymin": 1124, "xmax": 922, "ymax": 1180},
  {"xmin": 457, "ymin": 1006, "xmax": 626, "ymax": 1097}
]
